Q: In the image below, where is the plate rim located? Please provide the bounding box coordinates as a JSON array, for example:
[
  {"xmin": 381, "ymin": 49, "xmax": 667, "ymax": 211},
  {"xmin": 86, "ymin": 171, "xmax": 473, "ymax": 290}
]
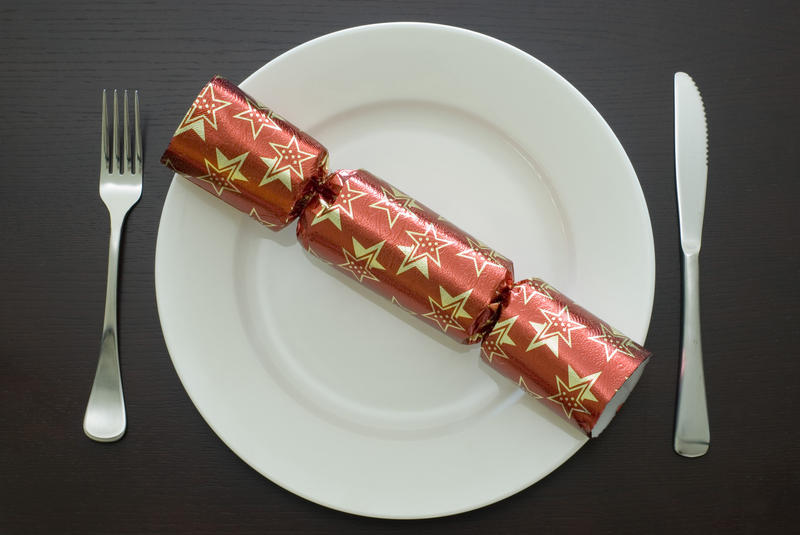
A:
[{"xmin": 154, "ymin": 21, "xmax": 655, "ymax": 519}]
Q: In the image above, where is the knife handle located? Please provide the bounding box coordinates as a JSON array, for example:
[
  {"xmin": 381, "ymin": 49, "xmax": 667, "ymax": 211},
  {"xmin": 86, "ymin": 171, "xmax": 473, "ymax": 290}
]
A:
[{"xmin": 674, "ymin": 252, "xmax": 710, "ymax": 457}]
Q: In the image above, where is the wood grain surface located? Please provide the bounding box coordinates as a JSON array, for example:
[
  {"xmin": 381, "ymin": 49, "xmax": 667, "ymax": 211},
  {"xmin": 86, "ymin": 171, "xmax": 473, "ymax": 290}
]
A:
[{"xmin": 1, "ymin": 1, "xmax": 798, "ymax": 533}]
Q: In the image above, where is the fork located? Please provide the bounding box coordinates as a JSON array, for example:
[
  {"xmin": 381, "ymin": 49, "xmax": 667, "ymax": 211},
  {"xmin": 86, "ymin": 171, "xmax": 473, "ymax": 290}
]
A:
[{"xmin": 83, "ymin": 89, "xmax": 142, "ymax": 442}]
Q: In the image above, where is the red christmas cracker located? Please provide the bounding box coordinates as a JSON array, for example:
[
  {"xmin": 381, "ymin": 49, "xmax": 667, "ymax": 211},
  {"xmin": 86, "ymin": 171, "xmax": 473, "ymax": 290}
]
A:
[
  {"xmin": 161, "ymin": 76, "xmax": 651, "ymax": 436},
  {"xmin": 481, "ymin": 279, "xmax": 650, "ymax": 436},
  {"xmin": 297, "ymin": 169, "xmax": 514, "ymax": 344},
  {"xmin": 162, "ymin": 76, "xmax": 328, "ymax": 230}
]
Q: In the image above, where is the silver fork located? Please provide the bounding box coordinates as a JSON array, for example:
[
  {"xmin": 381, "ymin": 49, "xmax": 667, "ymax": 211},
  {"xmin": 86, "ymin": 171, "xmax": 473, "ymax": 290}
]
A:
[{"xmin": 83, "ymin": 89, "xmax": 142, "ymax": 442}]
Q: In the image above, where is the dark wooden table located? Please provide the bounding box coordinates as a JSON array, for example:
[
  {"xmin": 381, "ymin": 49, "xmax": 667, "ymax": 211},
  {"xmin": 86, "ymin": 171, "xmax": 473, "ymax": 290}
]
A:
[{"xmin": 2, "ymin": 1, "xmax": 798, "ymax": 533}]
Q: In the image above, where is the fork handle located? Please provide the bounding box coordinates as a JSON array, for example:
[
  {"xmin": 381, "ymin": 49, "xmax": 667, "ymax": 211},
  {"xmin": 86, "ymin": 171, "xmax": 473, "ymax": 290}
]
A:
[
  {"xmin": 674, "ymin": 252, "xmax": 710, "ymax": 457},
  {"xmin": 84, "ymin": 215, "xmax": 127, "ymax": 442}
]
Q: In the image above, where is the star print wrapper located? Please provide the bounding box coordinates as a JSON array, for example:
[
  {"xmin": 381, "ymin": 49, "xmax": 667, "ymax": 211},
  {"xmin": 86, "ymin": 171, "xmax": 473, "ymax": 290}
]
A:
[
  {"xmin": 161, "ymin": 76, "xmax": 328, "ymax": 230},
  {"xmin": 297, "ymin": 169, "xmax": 514, "ymax": 344},
  {"xmin": 161, "ymin": 76, "xmax": 652, "ymax": 437},
  {"xmin": 482, "ymin": 279, "xmax": 651, "ymax": 437}
]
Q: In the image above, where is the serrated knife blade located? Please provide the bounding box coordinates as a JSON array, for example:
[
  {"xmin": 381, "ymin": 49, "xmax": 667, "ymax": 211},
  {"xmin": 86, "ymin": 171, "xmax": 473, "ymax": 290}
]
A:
[
  {"xmin": 673, "ymin": 72, "xmax": 710, "ymax": 458},
  {"xmin": 675, "ymin": 73, "xmax": 709, "ymax": 254}
]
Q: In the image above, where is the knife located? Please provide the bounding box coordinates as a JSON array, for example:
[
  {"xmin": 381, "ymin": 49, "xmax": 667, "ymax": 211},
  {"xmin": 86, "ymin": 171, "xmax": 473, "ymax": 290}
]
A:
[{"xmin": 673, "ymin": 72, "xmax": 710, "ymax": 457}]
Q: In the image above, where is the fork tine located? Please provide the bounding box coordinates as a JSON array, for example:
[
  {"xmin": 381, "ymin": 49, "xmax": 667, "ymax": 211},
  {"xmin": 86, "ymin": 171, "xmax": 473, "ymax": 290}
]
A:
[
  {"xmin": 134, "ymin": 90, "xmax": 142, "ymax": 174},
  {"xmin": 123, "ymin": 90, "xmax": 130, "ymax": 173},
  {"xmin": 100, "ymin": 89, "xmax": 108, "ymax": 173},
  {"xmin": 112, "ymin": 89, "xmax": 119, "ymax": 174}
]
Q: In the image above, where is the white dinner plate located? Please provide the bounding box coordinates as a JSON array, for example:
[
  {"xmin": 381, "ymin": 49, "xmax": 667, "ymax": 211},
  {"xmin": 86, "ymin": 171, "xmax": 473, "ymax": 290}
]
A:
[{"xmin": 155, "ymin": 22, "xmax": 655, "ymax": 518}]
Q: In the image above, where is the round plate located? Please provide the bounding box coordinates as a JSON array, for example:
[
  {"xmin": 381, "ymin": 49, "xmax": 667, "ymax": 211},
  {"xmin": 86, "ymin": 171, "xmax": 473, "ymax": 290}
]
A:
[{"xmin": 155, "ymin": 23, "xmax": 655, "ymax": 519}]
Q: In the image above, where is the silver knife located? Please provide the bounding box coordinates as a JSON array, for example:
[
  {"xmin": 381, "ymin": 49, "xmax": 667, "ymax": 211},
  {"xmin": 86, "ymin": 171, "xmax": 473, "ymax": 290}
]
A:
[{"xmin": 673, "ymin": 72, "xmax": 710, "ymax": 457}]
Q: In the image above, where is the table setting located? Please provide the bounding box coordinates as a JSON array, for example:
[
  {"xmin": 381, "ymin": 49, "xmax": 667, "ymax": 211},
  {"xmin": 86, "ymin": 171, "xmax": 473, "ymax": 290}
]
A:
[{"xmin": 2, "ymin": 1, "xmax": 798, "ymax": 533}]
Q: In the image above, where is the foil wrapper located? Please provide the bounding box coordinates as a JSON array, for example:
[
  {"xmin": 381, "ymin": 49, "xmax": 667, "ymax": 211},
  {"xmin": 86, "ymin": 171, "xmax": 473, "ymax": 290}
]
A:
[
  {"xmin": 297, "ymin": 169, "xmax": 514, "ymax": 344},
  {"xmin": 481, "ymin": 279, "xmax": 651, "ymax": 436},
  {"xmin": 161, "ymin": 76, "xmax": 329, "ymax": 230},
  {"xmin": 161, "ymin": 76, "xmax": 652, "ymax": 436}
]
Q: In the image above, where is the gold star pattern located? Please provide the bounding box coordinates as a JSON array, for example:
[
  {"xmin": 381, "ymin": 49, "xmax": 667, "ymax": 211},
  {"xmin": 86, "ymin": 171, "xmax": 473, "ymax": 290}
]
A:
[
  {"xmin": 518, "ymin": 376, "xmax": 543, "ymax": 399},
  {"xmin": 589, "ymin": 324, "xmax": 638, "ymax": 362},
  {"xmin": 259, "ymin": 136, "xmax": 316, "ymax": 190},
  {"xmin": 480, "ymin": 315, "xmax": 518, "ymax": 362},
  {"xmin": 520, "ymin": 279, "xmax": 556, "ymax": 304},
  {"xmin": 195, "ymin": 148, "xmax": 249, "ymax": 196},
  {"xmin": 456, "ymin": 237, "xmax": 508, "ymax": 278},
  {"xmin": 309, "ymin": 198, "xmax": 340, "ymax": 229},
  {"xmin": 422, "ymin": 286, "xmax": 473, "ymax": 333},
  {"xmin": 368, "ymin": 185, "xmax": 420, "ymax": 228},
  {"xmin": 338, "ymin": 238, "xmax": 386, "ymax": 282},
  {"xmin": 174, "ymin": 83, "xmax": 232, "ymax": 141},
  {"xmin": 547, "ymin": 366, "xmax": 601, "ymax": 418},
  {"xmin": 234, "ymin": 97, "xmax": 281, "ymax": 139},
  {"xmin": 397, "ymin": 224, "xmax": 454, "ymax": 278},
  {"xmin": 309, "ymin": 180, "xmax": 368, "ymax": 230},
  {"xmin": 249, "ymin": 207, "xmax": 277, "ymax": 228},
  {"xmin": 526, "ymin": 305, "xmax": 585, "ymax": 357},
  {"xmin": 548, "ymin": 377, "xmax": 590, "ymax": 418}
]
